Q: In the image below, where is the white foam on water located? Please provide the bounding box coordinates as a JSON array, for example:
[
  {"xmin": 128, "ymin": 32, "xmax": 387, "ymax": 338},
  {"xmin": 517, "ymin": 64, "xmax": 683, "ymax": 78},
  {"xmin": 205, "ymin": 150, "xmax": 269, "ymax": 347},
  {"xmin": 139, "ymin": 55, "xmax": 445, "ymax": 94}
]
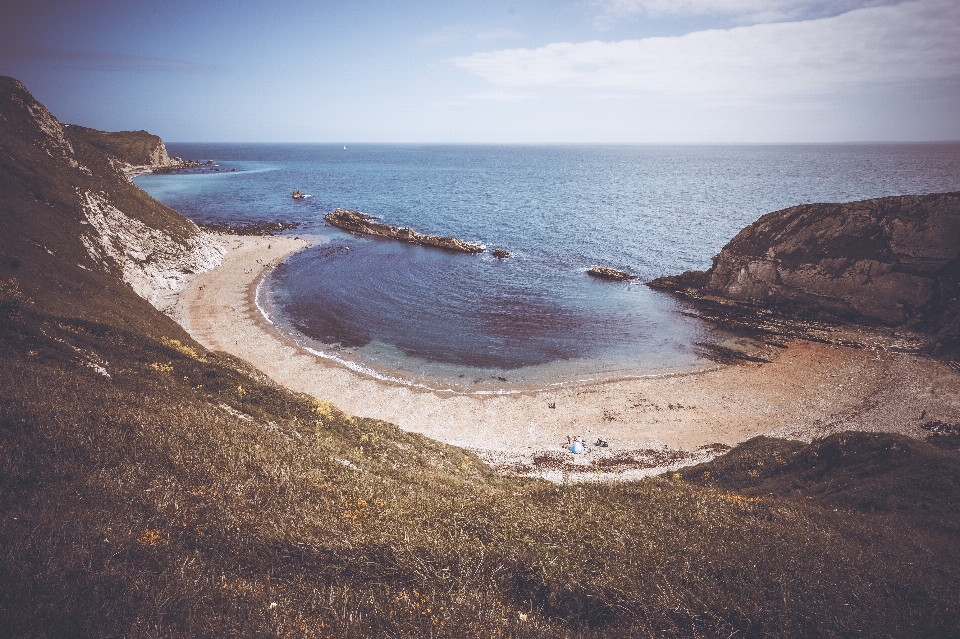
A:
[{"xmin": 254, "ymin": 277, "xmax": 274, "ymax": 326}]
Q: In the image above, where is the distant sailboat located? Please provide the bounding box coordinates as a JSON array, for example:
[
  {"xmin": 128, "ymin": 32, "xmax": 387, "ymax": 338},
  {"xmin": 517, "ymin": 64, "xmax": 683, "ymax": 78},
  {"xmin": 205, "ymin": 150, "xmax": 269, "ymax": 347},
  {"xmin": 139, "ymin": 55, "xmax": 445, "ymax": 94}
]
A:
[{"xmin": 343, "ymin": 145, "xmax": 347, "ymax": 150}]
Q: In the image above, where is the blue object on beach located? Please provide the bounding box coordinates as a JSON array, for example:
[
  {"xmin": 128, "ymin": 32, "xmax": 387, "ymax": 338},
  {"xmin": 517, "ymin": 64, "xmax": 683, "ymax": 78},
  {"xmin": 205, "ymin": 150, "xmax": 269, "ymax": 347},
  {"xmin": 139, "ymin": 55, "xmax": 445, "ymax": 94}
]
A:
[{"xmin": 570, "ymin": 441, "xmax": 584, "ymax": 454}]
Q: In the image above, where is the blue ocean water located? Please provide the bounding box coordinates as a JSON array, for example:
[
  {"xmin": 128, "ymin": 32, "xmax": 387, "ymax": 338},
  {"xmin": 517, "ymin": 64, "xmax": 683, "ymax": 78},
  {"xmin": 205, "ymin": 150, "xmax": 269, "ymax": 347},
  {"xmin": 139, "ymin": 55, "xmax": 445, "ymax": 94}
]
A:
[{"xmin": 136, "ymin": 143, "xmax": 960, "ymax": 390}]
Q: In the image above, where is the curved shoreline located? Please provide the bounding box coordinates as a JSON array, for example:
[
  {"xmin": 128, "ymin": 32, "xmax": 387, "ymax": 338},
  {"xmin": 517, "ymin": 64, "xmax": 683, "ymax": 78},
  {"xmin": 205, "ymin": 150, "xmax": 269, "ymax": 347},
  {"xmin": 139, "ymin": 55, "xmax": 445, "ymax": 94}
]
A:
[
  {"xmin": 253, "ymin": 271, "xmax": 729, "ymax": 396},
  {"xmin": 171, "ymin": 233, "xmax": 960, "ymax": 479}
]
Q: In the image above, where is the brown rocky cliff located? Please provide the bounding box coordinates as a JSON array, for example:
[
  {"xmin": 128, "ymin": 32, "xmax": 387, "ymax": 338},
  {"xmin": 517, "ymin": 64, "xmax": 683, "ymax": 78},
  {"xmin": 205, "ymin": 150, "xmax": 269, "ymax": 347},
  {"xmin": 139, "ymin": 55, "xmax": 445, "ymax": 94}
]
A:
[{"xmin": 649, "ymin": 193, "xmax": 960, "ymax": 354}]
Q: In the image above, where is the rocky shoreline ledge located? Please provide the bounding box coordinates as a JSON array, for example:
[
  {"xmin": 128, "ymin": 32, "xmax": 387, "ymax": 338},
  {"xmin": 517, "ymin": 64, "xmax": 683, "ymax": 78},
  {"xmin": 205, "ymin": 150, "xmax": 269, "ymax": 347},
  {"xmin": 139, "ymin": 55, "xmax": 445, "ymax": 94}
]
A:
[
  {"xmin": 324, "ymin": 208, "xmax": 485, "ymax": 253},
  {"xmin": 199, "ymin": 220, "xmax": 300, "ymax": 236}
]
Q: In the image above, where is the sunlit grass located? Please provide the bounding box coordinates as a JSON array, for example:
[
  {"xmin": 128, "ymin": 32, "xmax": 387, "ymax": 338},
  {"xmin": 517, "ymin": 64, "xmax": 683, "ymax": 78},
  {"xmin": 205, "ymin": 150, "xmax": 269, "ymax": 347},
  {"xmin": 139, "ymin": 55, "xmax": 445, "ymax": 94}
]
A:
[{"xmin": 1, "ymin": 303, "xmax": 959, "ymax": 637}]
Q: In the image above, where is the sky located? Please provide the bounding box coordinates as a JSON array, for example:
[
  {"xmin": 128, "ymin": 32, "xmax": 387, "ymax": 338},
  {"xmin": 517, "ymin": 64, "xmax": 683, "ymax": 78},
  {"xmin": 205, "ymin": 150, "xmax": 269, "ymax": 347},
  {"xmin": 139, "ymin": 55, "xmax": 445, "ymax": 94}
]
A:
[{"xmin": 1, "ymin": 0, "xmax": 959, "ymax": 143}]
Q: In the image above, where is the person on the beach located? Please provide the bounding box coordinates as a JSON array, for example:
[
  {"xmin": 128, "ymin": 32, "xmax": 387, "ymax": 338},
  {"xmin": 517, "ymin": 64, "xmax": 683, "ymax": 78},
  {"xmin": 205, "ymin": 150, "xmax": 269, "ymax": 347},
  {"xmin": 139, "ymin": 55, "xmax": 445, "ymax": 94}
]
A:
[{"xmin": 570, "ymin": 435, "xmax": 584, "ymax": 454}]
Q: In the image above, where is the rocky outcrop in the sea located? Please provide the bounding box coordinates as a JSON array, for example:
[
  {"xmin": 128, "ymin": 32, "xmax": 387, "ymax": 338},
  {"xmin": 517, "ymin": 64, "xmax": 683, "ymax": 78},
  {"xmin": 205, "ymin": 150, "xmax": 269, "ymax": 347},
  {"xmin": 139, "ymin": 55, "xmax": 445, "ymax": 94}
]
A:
[
  {"xmin": 588, "ymin": 266, "xmax": 637, "ymax": 281},
  {"xmin": 292, "ymin": 189, "xmax": 305, "ymax": 199},
  {"xmin": 491, "ymin": 248, "xmax": 511, "ymax": 259},
  {"xmin": 324, "ymin": 208, "xmax": 485, "ymax": 253},
  {"xmin": 649, "ymin": 193, "xmax": 960, "ymax": 355}
]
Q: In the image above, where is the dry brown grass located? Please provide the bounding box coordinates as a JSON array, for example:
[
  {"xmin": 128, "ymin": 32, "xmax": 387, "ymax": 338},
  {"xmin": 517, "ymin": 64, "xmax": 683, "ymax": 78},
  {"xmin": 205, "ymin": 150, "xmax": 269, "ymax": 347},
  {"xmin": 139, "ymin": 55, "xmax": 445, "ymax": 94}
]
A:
[{"xmin": 2, "ymin": 301, "xmax": 960, "ymax": 638}]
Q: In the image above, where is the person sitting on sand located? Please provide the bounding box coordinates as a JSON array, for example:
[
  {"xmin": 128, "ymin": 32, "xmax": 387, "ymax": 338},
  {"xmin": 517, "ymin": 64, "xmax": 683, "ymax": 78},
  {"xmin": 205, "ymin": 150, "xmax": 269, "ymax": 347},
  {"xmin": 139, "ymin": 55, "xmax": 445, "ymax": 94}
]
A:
[{"xmin": 570, "ymin": 436, "xmax": 584, "ymax": 454}]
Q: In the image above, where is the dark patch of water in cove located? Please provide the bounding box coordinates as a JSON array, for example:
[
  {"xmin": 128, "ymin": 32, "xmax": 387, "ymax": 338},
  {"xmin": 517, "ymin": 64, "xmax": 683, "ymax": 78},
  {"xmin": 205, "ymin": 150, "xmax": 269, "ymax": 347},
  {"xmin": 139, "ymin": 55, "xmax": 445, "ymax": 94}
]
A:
[
  {"xmin": 260, "ymin": 236, "xmax": 712, "ymax": 387},
  {"xmin": 137, "ymin": 143, "xmax": 960, "ymax": 389}
]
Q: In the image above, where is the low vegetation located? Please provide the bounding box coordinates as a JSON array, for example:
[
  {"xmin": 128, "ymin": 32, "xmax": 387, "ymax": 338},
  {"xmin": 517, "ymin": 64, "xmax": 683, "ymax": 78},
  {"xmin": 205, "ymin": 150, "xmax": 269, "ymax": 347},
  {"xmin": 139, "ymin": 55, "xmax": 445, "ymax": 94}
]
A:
[{"xmin": 2, "ymin": 282, "xmax": 959, "ymax": 638}]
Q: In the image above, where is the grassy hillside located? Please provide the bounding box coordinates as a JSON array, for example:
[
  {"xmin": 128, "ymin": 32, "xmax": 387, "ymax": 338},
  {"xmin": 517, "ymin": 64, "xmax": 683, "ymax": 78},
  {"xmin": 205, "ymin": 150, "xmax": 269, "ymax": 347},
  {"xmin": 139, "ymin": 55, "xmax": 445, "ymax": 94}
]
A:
[
  {"xmin": 2, "ymin": 76, "xmax": 959, "ymax": 637},
  {"xmin": 4, "ymin": 299, "xmax": 959, "ymax": 638},
  {"xmin": 66, "ymin": 124, "xmax": 174, "ymax": 167}
]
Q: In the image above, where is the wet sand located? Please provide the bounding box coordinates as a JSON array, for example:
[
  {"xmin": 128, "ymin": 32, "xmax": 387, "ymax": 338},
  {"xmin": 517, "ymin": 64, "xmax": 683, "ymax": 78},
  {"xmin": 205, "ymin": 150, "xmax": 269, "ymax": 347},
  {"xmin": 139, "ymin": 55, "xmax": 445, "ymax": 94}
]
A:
[{"xmin": 170, "ymin": 234, "xmax": 960, "ymax": 478}]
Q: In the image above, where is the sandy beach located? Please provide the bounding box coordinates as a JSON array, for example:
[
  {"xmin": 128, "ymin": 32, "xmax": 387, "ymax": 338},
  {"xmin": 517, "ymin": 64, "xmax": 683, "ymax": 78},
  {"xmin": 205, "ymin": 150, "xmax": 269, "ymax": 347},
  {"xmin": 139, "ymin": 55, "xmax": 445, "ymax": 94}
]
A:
[{"xmin": 171, "ymin": 234, "xmax": 960, "ymax": 478}]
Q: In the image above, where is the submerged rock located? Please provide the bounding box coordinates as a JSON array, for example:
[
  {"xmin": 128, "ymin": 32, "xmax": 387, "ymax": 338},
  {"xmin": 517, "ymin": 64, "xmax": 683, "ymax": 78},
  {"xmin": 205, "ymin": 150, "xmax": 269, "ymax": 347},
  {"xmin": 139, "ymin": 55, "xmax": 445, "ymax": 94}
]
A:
[
  {"xmin": 323, "ymin": 208, "xmax": 484, "ymax": 254},
  {"xmin": 587, "ymin": 266, "xmax": 637, "ymax": 281},
  {"xmin": 292, "ymin": 189, "xmax": 305, "ymax": 199},
  {"xmin": 491, "ymin": 248, "xmax": 510, "ymax": 259}
]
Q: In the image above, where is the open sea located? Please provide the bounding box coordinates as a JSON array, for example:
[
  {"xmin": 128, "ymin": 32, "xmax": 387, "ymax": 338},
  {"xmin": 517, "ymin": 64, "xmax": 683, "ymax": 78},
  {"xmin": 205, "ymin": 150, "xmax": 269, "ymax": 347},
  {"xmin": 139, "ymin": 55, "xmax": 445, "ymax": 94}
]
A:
[{"xmin": 136, "ymin": 143, "xmax": 960, "ymax": 391}]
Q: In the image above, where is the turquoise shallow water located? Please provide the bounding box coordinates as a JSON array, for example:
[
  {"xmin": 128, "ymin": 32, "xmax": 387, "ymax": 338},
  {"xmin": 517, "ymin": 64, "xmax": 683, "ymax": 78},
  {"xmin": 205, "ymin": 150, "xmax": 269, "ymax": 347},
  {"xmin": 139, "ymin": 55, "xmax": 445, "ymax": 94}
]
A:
[{"xmin": 137, "ymin": 143, "xmax": 960, "ymax": 389}]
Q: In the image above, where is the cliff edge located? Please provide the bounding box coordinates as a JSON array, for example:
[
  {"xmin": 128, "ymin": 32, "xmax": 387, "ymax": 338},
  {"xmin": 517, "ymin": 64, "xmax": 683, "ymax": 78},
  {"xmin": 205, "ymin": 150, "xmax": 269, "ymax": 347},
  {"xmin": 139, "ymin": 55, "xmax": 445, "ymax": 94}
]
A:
[
  {"xmin": 649, "ymin": 194, "xmax": 960, "ymax": 357},
  {"xmin": 0, "ymin": 76, "xmax": 223, "ymax": 327}
]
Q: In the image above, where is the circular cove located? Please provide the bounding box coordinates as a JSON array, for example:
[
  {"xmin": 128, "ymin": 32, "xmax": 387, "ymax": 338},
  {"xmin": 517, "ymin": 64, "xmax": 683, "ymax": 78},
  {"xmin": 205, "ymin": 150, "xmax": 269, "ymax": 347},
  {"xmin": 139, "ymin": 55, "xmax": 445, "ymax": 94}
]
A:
[{"xmin": 261, "ymin": 234, "xmax": 721, "ymax": 392}]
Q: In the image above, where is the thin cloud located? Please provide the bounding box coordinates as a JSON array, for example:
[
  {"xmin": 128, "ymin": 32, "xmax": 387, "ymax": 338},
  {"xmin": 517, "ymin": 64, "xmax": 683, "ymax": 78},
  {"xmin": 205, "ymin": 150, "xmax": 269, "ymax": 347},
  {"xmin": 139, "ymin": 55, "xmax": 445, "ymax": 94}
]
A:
[
  {"xmin": 465, "ymin": 89, "xmax": 534, "ymax": 101},
  {"xmin": 451, "ymin": 0, "xmax": 960, "ymax": 99},
  {"xmin": 0, "ymin": 44, "xmax": 211, "ymax": 72},
  {"xmin": 417, "ymin": 26, "xmax": 462, "ymax": 45},
  {"xmin": 590, "ymin": 0, "xmax": 899, "ymax": 23},
  {"xmin": 475, "ymin": 29, "xmax": 522, "ymax": 42}
]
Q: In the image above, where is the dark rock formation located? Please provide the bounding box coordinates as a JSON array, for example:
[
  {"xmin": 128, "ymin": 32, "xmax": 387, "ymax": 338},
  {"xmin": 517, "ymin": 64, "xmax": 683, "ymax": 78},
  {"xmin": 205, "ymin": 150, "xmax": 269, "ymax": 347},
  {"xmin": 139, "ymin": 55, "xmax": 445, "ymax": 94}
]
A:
[
  {"xmin": 649, "ymin": 193, "xmax": 960, "ymax": 356},
  {"xmin": 292, "ymin": 189, "xmax": 305, "ymax": 199},
  {"xmin": 324, "ymin": 208, "xmax": 484, "ymax": 253},
  {"xmin": 199, "ymin": 220, "xmax": 299, "ymax": 236},
  {"xmin": 491, "ymin": 248, "xmax": 510, "ymax": 259},
  {"xmin": 588, "ymin": 266, "xmax": 637, "ymax": 281}
]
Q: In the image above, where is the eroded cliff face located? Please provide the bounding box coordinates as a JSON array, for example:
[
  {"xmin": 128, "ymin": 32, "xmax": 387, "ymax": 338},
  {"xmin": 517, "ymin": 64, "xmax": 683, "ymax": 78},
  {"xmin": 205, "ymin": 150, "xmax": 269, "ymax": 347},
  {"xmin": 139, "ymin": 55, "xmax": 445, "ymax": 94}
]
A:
[
  {"xmin": 701, "ymin": 194, "xmax": 960, "ymax": 324},
  {"xmin": 78, "ymin": 191, "xmax": 224, "ymax": 312},
  {"xmin": 0, "ymin": 76, "xmax": 224, "ymax": 320},
  {"xmin": 649, "ymin": 194, "xmax": 960, "ymax": 353}
]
